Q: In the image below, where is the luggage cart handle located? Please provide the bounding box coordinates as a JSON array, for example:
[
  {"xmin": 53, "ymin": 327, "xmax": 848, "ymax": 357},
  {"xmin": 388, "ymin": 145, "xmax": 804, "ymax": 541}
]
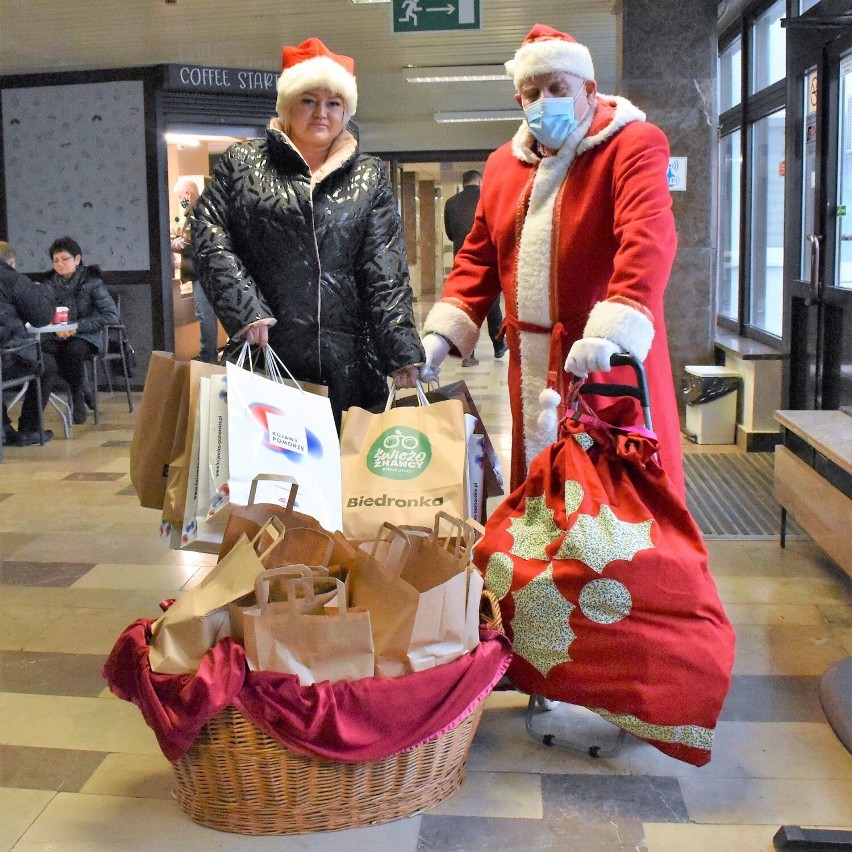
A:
[{"xmin": 575, "ymin": 352, "xmax": 653, "ymax": 432}]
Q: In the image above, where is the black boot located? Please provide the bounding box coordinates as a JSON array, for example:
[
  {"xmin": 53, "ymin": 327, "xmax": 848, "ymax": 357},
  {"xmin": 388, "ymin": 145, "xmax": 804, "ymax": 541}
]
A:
[{"xmin": 72, "ymin": 387, "xmax": 87, "ymax": 425}]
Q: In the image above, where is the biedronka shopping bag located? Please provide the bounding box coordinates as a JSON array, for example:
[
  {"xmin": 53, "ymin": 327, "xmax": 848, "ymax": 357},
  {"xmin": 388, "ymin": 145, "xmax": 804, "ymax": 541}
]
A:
[
  {"xmin": 473, "ymin": 395, "xmax": 735, "ymax": 767},
  {"xmin": 340, "ymin": 383, "xmax": 467, "ymax": 541}
]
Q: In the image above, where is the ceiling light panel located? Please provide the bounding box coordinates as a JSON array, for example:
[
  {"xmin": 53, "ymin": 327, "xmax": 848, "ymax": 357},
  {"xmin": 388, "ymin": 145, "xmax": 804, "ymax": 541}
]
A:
[
  {"xmin": 434, "ymin": 110, "xmax": 520, "ymax": 123},
  {"xmin": 405, "ymin": 65, "xmax": 510, "ymax": 83}
]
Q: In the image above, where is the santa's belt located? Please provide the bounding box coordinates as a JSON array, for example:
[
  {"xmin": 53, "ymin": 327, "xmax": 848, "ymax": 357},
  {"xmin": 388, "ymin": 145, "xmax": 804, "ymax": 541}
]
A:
[{"xmin": 501, "ymin": 314, "xmax": 570, "ymax": 401}]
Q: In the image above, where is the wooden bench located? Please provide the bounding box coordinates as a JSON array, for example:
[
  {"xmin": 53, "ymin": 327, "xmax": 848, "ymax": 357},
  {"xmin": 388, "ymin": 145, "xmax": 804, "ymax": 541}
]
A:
[{"xmin": 773, "ymin": 409, "xmax": 852, "ymax": 576}]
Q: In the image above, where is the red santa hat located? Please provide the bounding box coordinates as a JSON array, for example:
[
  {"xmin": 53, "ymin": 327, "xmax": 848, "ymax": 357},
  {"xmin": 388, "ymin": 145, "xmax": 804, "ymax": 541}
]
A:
[
  {"xmin": 505, "ymin": 24, "xmax": 595, "ymax": 90},
  {"xmin": 276, "ymin": 37, "xmax": 358, "ymax": 119}
]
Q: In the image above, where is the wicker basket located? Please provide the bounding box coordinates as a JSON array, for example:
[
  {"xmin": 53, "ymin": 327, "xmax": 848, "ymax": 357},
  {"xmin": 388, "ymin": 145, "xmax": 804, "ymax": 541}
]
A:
[{"xmin": 172, "ymin": 702, "xmax": 485, "ymax": 835}]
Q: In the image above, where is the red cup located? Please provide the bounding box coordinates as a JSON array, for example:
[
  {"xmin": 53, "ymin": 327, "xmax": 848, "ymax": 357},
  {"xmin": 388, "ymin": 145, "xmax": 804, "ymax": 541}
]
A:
[{"xmin": 53, "ymin": 306, "xmax": 69, "ymax": 324}]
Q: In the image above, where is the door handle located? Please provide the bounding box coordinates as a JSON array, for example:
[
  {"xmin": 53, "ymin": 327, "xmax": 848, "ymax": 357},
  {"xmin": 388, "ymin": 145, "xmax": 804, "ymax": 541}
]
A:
[{"xmin": 806, "ymin": 233, "xmax": 822, "ymax": 305}]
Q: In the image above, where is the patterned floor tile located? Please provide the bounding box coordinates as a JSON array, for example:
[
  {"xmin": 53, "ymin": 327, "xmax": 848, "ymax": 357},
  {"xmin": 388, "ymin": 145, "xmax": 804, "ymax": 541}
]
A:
[
  {"xmin": 0, "ymin": 744, "xmax": 106, "ymax": 792},
  {"xmin": 0, "ymin": 560, "xmax": 95, "ymax": 587},
  {"xmin": 0, "ymin": 650, "xmax": 108, "ymax": 696},
  {"xmin": 63, "ymin": 472, "xmax": 125, "ymax": 482},
  {"xmin": 541, "ymin": 774, "xmax": 689, "ymax": 824},
  {"xmin": 418, "ymin": 814, "xmax": 629, "ymax": 851},
  {"xmin": 720, "ymin": 674, "xmax": 824, "ymax": 722}
]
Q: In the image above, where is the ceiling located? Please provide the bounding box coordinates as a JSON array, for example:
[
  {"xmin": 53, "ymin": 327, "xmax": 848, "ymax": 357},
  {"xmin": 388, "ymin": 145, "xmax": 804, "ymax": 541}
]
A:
[{"xmin": 0, "ymin": 0, "xmax": 618, "ymax": 152}]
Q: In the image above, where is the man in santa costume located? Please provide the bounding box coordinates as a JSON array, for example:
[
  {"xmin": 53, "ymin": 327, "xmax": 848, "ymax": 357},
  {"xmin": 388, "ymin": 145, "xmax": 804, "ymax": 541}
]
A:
[{"xmin": 420, "ymin": 23, "xmax": 684, "ymax": 497}]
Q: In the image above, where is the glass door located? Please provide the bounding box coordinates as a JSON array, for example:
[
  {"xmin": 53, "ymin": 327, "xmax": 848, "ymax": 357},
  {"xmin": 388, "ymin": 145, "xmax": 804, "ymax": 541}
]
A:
[{"xmin": 784, "ymin": 8, "xmax": 852, "ymax": 410}]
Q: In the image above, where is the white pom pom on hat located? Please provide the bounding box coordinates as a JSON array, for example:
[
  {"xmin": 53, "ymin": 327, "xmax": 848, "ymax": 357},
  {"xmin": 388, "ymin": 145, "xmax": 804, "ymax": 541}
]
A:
[
  {"xmin": 505, "ymin": 23, "xmax": 595, "ymax": 90},
  {"xmin": 276, "ymin": 37, "xmax": 358, "ymax": 120}
]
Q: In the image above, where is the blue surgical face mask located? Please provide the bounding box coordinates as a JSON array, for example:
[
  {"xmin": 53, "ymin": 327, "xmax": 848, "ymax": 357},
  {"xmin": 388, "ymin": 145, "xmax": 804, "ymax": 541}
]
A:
[{"xmin": 523, "ymin": 95, "xmax": 584, "ymax": 150}]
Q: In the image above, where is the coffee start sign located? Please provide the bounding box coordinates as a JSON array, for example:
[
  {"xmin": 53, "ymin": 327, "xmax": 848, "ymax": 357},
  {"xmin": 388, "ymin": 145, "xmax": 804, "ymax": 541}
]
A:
[{"xmin": 166, "ymin": 64, "xmax": 278, "ymax": 96}]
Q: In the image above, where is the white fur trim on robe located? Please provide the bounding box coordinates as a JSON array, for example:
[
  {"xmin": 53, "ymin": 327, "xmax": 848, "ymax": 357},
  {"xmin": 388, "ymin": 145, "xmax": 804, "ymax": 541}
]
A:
[
  {"xmin": 513, "ymin": 102, "xmax": 596, "ymax": 468},
  {"xmin": 511, "ymin": 94, "xmax": 646, "ymax": 468},
  {"xmin": 584, "ymin": 299, "xmax": 655, "ymax": 362},
  {"xmin": 423, "ymin": 301, "xmax": 480, "ymax": 357}
]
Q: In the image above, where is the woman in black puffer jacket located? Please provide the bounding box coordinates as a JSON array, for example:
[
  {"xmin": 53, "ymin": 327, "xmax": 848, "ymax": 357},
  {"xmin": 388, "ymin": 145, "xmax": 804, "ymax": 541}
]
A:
[
  {"xmin": 191, "ymin": 37, "xmax": 423, "ymax": 429},
  {"xmin": 42, "ymin": 236, "xmax": 119, "ymax": 425}
]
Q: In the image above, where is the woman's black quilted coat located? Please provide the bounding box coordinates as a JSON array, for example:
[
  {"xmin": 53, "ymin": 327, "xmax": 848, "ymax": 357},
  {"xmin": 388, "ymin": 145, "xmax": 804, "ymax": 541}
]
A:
[{"xmin": 191, "ymin": 128, "xmax": 423, "ymax": 425}]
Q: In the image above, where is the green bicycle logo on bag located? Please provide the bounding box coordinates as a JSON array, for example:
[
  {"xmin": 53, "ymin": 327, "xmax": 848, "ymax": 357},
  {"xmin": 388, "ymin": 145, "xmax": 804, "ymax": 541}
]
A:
[{"xmin": 368, "ymin": 427, "xmax": 432, "ymax": 479}]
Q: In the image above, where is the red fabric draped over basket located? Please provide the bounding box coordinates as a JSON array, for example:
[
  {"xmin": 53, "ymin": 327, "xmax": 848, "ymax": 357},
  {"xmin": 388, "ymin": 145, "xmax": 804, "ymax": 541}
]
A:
[
  {"xmin": 472, "ymin": 405, "xmax": 735, "ymax": 766},
  {"xmin": 102, "ymin": 619, "xmax": 512, "ymax": 763}
]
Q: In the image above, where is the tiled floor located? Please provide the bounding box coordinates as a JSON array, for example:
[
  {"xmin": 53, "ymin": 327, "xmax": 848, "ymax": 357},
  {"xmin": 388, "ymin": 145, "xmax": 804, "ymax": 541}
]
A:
[{"xmin": 0, "ymin": 326, "xmax": 850, "ymax": 851}]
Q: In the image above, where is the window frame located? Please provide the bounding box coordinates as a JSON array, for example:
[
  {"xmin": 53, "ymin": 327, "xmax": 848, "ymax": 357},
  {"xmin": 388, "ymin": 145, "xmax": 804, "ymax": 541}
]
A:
[{"xmin": 716, "ymin": 0, "xmax": 790, "ymax": 347}]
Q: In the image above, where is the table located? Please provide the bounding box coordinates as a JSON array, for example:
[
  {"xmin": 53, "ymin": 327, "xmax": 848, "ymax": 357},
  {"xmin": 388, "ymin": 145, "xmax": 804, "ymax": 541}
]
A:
[{"xmin": 773, "ymin": 409, "xmax": 852, "ymax": 575}]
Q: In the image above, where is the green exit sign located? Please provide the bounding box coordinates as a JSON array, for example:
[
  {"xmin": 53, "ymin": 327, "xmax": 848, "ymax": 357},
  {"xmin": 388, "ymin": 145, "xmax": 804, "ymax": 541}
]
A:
[{"xmin": 392, "ymin": 0, "xmax": 481, "ymax": 33}]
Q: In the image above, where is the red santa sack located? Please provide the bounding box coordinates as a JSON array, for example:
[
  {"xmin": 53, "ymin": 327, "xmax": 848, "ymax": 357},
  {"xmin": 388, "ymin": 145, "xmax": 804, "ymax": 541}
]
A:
[{"xmin": 473, "ymin": 401, "xmax": 735, "ymax": 766}]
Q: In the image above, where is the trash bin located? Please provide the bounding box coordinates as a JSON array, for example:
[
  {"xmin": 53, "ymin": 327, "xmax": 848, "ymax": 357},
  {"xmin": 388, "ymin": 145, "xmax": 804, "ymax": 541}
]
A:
[{"xmin": 683, "ymin": 366, "xmax": 741, "ymax": 445}]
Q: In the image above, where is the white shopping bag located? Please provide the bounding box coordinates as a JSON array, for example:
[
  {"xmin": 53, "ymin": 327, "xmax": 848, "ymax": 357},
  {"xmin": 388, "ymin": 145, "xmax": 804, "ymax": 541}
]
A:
[
  {"xmin": 464, "ymin": 413, "xmax": 485, "ymax": 524},
  {"xmin": 226, "ymin": 349, "xmax": 342, "ymax": 532},
  {"xmin": 176, "ymin": 377, "xmax": 229, "ymax": 553},
  {"xmin": 207, "ymin": 372, "xmax": 230, "ymax": 520}
]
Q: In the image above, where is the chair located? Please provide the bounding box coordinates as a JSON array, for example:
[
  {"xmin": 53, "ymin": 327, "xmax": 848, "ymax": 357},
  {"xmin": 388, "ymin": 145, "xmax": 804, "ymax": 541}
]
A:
[
  {"xmin": 0, "ymin": 338, "xmax": 46, "ymax": 462},
  {"xmin": 85, "ymin": 292, "xmax": 134, "ymax": 424}
]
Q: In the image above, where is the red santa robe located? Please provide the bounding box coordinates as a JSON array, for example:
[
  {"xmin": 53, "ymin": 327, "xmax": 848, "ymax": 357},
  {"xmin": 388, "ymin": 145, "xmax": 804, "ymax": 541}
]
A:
[{"xmin": 424, "ymin": 94, "xmax": 684, "ymax": 498}]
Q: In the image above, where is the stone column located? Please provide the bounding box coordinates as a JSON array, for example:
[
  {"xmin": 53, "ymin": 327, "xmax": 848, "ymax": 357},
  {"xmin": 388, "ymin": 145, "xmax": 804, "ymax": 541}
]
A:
[{"xmin": 618, "ymin": 0, "xmax": 718, "ymax": 413}]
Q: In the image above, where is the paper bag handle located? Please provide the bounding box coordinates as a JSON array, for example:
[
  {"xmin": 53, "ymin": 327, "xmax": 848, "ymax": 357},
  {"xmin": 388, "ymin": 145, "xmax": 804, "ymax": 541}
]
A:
[
  {"xmin": 384, "ymin": 380, "xmax": 430, "ymax": 411},
  {"xmin": 264, "ymin": 526, "xmax": 335, "ymax": 570},
  {"xmin": 247, "ymin": 474, "xmax": 299, "ymax": 510},
  {"xmin": 285, "ymin": 577, "xmax": 348, "ymax": 616},
  {"xmin": 255, "ymin": 564, "xmax": 314, "ymax": 606},
  {"xmin": 250, "ymin": 516, "xmax": 287, "ymax": 560},
  {"xmin": 368, "ymin": 521, "xmax": 412, "ymax": 562},
  {"xmin": 430, "ymin": 511, "xmax": 480, "ymax": 561}
]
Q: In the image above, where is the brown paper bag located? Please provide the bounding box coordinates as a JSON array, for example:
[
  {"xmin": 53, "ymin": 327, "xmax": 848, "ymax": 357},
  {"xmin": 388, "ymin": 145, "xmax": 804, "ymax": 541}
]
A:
[
  {"xmin": 349, "ymin": 514, "xmax": 479, "ymax": 676},
  {"xmin": 129, "ymin": 352, "xmax": 190, "ymax": 510},
  {"xmin": 340, "ymin": 387, "xmax": 467, "ymax": 541},
  {"xmin": 162, "ymin": 359, "xmax": 226, "ymax": 526},
  {"xmin": 148, "ymin": 532, "xmax": 265, "ymax": 673},
  {"xmin": 226, "ymin": 564, "xmax": 331, "ymax": 642},
  {"xmin": 220, "ymin": 475, "xmax": 358, "ymax": 575},
  {"xmin": 243, "ymin": 576, "xmax": 374, "ymax": 684},
  {"xmin": 149, "ymin": 518, "xmax": 285, "ymax": 673},
  {"xmin": 392, "ymin": 379, "xmax": 504, "ymax": 502}
]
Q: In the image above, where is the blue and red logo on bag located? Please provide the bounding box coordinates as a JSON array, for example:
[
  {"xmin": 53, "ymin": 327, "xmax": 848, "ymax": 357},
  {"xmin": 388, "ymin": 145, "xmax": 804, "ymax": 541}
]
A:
[
  {"xmin": 248, "ymin": 403, "xmax": 324, "ymax": 462},
  {"xmin": 367, "ymin": 426, "xmax": 432, "ymax": 480}
]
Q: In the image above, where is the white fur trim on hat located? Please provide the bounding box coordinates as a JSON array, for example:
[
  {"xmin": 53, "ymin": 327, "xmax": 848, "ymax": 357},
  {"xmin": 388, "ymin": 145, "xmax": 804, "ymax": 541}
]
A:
[
  {"xmin": 506, "ymin": 38, "xmax": 594, "ymax": 90},
  {"xmin": 276, "ymin": 55, "xmax": 358, "ymax": 119}
]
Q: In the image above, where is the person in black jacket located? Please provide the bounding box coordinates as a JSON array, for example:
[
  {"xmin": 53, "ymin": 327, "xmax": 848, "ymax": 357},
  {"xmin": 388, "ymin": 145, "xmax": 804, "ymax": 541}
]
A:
[
  {"xmin": 42, "ymin": 237, "xmax": 119, "ymax": 424},
  {"xmin": 171, "ymin": 177, "xmax": 218, "ymax": 363},
  {"xmin": 192, "ymin": 37, "xmax": 423, "ymax": 428},
  {"xmin": 443, "ymin": 170, "xmax": 508, "ymax": 366},
  {"xmin": 0, "ymin": 241, "xmax": 58, "ymax": 446}
]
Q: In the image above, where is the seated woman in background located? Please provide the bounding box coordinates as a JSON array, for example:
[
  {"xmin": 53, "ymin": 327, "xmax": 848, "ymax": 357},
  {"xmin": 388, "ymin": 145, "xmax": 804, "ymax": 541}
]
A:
[{"xmin": 42, "ymin": 237, "xmax": 119, "ymax": 425}]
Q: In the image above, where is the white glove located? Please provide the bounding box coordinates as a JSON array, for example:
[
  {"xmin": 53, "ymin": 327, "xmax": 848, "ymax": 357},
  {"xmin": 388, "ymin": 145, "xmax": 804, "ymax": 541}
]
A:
[
  {"xmin": 419, "ymin": 333, "xmax": 451, "ymax": 383},
  {"xmin": 564, "ymin": 337, "xmax": 621, "ymax": 378}
]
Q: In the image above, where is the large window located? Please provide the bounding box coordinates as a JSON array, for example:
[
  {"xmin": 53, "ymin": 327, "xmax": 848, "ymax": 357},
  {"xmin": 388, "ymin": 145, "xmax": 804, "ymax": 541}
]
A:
[
  {"xmin": 719, "ymin": 37, "xmax": 742, "ymax": 113},
  {"xmin": 716, "ymin": 0, "xmax": 792, "ymax": 343},
  {"xmin": 750, "ymin": 0, "xmax": 786, "ymax": 93},
  {"xmin": 749, "ymin": 109, "xmax": 786, "ymax": 336}
]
